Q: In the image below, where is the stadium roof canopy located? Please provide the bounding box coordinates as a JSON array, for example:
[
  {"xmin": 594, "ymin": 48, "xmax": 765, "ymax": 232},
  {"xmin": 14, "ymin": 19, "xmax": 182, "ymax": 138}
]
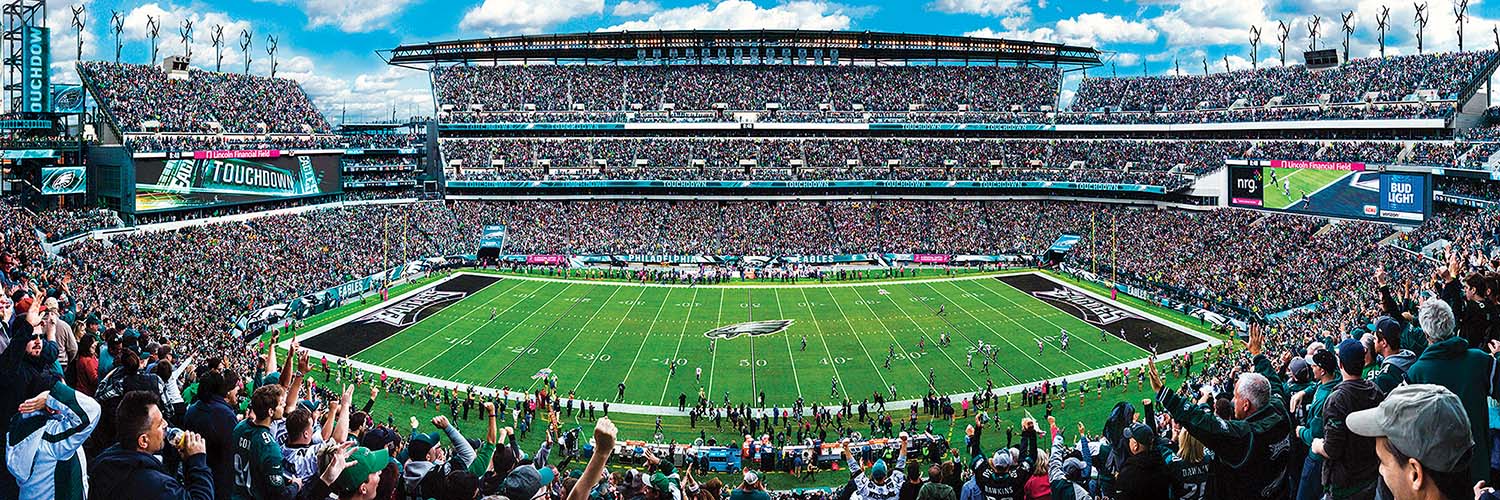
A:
[{"xmin": 381, "ymin": 30, "xmax": 1101, "ymax": 69}]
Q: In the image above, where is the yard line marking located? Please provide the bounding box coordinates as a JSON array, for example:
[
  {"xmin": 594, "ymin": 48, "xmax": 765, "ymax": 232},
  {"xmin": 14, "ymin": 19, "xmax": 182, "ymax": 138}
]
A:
[
  {"xmin": 771, "ymin": 290, "xmax": 805, "ymax": 402},
  {"xmin": 881, "ymin": 286, "xmax": 981, "ymax": 390},
  {"xmin": 974, "ymin": 278, "xmax": 1135, "ymax": 364},
  {"xmin": 484, "ymin": 284, "xmax": 614, "ymax": 387},
  {"xmin": 797, "ymin": 288, "xmax": 847, "ymax": 400},
  {"xmin": 746, "ymin": 287, "xmax": 758, "ymax": 400},
  {"xmin": 845, "ymin": 286, "xmax": 938, "ymax": 392},
  {"xmin": 617, "ymin": 287, "xmax": 673, "ymax": 387},
  {"xmin": 456, "ymin": 282, "xmax": 578, "ymax": 379},
  {"xmin": 921, "ymin": 282, "xmax": 1054, "ymax": 379},
  {"xmin": 372, "ymin": 279, "xmax": 527, "ymax": 366},
  {"xmin": 657, "ymin": 287, "xmax": 699, "ymax": 405},
  {"xmin": 572, "ymin": 286, "xmax": 652, "ymax": 393},
  {"xmin": 706, "ymin": 288, "xmax": 724, "ymax": 400},
  {"xmin": 818, "ymin": 287, "xmax": 895, "ymax": 396},
  {"xmin": 947, "ymin": 280, "xmax": 1099, "ymax": 370},
  {"xmin": 523, "ymin": 285, "xmax": 628, "ymax": 393},
  {"xmin": 969, "ymin": 279, "xmax": 1135, "ymax": 364},
  {"xmin": 409, "ymin": 280, "xmax": 552, "ymax": 373}
]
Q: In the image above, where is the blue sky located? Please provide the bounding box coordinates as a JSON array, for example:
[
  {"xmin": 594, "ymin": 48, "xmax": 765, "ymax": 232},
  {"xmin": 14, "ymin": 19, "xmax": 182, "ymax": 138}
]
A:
[{"xmin": 49, "ymin": 0, "xmax": 1500, "ymax": 122}]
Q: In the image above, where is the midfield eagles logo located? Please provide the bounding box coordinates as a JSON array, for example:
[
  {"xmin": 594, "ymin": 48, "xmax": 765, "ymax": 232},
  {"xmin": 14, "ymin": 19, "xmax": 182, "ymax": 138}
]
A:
[
  {"xmin": 1032, "ymin": 288, "xmax": 1140, "ymax": 326},
  {"xmin": 703, "ymin": 320, "xmax": 794, "ymax": 340},
  {"xmin": 359, "ymin": 290, "xmax": 467, "ymax": 327}
]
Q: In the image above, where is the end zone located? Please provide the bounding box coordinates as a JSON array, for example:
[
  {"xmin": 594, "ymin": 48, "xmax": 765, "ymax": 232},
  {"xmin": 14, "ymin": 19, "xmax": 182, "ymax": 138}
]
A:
[{"xmin": 299, "ymin": 274, "xmax": 503, "ymax": 357}]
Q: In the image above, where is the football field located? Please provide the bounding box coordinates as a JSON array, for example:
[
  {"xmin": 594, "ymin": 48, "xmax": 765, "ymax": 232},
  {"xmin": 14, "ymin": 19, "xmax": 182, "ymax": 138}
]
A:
[
  {"xmin": 1262, "ymin": 167, "xmax": 1352, "ymax": 209},
  {"xmin": 296, "ymin": 270, "xmax": 1209, "ymax": 411}
]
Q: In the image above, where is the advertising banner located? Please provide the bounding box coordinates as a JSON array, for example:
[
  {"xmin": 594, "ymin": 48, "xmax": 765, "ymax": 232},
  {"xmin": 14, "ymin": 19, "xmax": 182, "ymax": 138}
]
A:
[
  {"xmin": 913, "ymin": 254, "xmax": 952, "ymax": 264},
  {"xmin": 526, "ymin": 254, "xmax": 567, "ymax": 265},
  {"xmin": 1268, "ymin": 159, "xmax": 1366, "ymax": 171},
  {"xmin": 192, "ymin": 149, "xmax": 282, "ymax": 160}
]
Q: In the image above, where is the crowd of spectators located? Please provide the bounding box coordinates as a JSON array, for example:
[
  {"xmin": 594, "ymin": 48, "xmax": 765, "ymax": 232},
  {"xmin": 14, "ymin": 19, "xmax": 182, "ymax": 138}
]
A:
[
  {"xmin": 80, "ymin": 62, "xmax": 331, "ymax": 134},
  {"xmin": 433, "ymin": 65, "xmax": 1061, "ymax": 114},
  {"xmin": 2, "ymin": 195, "xmax": 1500, "ymax": 500},
  {"xmin": 1072, "ymin": 50, "xmax": 1496, "ymax": 112}
]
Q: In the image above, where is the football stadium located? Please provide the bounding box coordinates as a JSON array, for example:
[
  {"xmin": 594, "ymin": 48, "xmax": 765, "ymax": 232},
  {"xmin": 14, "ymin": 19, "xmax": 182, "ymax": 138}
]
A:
[{"xmin": 5, "ymin": 0, "xmax": 1500, "ymax": 499}]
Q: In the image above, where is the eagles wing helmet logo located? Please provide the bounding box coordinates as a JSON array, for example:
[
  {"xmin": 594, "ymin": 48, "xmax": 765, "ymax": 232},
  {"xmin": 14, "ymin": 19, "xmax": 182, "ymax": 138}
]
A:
[
  {"xmin": 704, "ymin": 319, "xmax": 794, "ymax": 340},
  {"xmin": 46, "ymin": 170, "xmax": 81, "ymax": 191}
]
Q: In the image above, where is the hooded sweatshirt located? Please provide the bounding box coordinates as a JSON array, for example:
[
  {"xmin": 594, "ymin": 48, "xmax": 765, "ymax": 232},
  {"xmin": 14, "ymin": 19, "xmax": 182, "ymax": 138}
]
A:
[{"xmin": 6, "ymin": 382, "xmax": 99, "ymax": 500}]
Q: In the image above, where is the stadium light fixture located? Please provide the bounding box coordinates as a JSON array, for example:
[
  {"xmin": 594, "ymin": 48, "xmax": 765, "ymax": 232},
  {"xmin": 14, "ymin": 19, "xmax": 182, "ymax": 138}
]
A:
[
  {"xmin": 1308, "ymin": 15, "xmax": 1322, "ymax": 51},
  {"xmin": 266, "ymin": 34, "xmax": 278, "ymax": 78},
  {"xmin": 179, "ymin": 19, "xmax": 193, "ymax": 62}
]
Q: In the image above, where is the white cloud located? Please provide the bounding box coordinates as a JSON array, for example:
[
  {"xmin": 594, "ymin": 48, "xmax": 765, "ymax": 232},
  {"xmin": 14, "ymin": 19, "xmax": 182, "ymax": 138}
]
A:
[
  {"xmin": 1114, "ymin": 52, "xmax": 1140, "ymax": 67},
  {"xmin": 260, "ymin": 0, "xmax": 417, "ymax": 33},
  {"xmin": 1149, "ymin": 0, "xmax": 1272, "ymax": 47},
  {"xmin": 460, "ymin": 0, "xmax": 605, "ymax": 35},
  {"xmin": 613, "ymin": 0, "xmax": 659, "ymax": 17},
  {"xmin": 927, "ymin": 0, "xmax": 1028, "ymax": 17},
  {"xmin": 602, "ymin": 0, "xmax": 853, "ymax": 31},
  {"xmin": 966, "ymin": 12, "xmax": 1156, "ymax": 46}
]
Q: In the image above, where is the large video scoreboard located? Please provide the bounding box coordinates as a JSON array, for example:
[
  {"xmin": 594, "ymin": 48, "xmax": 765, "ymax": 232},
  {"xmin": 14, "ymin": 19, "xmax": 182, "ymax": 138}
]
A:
[
  {"xmin": 133, "ymin": 150, "xmax": 343, "ymax": 212},
  {"xmin": 1227, "ymin": 159, "xmax": 1430, "ymax": 224}
]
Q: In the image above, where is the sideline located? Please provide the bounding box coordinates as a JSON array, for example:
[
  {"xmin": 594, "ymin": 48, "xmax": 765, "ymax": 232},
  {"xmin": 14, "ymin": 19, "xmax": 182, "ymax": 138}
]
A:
[{"xmin": 283, "ymin": 270, "xmax": 1223, "ymax": 416}]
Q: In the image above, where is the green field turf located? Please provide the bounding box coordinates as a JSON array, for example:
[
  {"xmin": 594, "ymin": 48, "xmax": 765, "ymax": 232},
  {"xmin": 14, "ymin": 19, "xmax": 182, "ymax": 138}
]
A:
[
  {"xmin": 1262, "ymin": 167, "xmax": 1351, "ymax": 209},
  {"xmin": 336, "ymin": 273, "xmax": 1155, "ymax": 408}
]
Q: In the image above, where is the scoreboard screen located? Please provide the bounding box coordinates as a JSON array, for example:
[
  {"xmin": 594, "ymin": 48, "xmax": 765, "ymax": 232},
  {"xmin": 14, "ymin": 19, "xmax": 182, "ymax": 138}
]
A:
[{"xmin": 1227, "ymin": 160, "xmax": 1430, "ymax": 224}]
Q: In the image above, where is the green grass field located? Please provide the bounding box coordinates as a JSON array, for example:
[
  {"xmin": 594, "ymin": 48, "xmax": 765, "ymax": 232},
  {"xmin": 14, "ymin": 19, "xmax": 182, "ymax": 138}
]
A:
[
  {"xmin": 311, "ymin": 271, "xmax": 1173, "ymax": 409},
  {"xmin": 1263, "ymin": 167, "xmax": 1351, "ymax": 209},
  {"xmin": 282, "ymin": 269, "xmax": 1227, "ymax": 489}
]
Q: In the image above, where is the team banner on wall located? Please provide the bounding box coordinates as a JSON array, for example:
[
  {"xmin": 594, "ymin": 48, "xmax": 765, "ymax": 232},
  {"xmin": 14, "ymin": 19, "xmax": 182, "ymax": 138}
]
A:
[
  {"xmin": 40, "ymin": 166, "xmax": 85, "ymax": 195},
  {"xmin": 21, "ymin": 25, "xmax": 49, "ymax": 113}
]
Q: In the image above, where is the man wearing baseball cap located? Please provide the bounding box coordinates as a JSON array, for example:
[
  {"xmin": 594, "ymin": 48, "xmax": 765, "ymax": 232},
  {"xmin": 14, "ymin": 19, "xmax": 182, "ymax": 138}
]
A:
[
  {"xmin": 1312, "ymin": 338, "xmax": 1384, "ymax": 500},
  {"xmin": 1347, "ymin": 384, "xmax": 1473, "ymax": 500},
  {"xmin": 332, "ymin": 446, "xmax": 390, "ymax": 500}
]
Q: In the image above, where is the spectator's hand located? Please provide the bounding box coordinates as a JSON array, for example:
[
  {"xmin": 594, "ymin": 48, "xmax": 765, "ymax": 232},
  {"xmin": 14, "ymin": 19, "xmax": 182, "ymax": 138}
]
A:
[
  {"xmin": 483, "ymin": 401, "xmax": 495, "ymax": 414},
  {"xmin": 1476, "ymin": 481, "xmax": 1496, "ymax": 498},
  {"xmin": 1147, "ymin": 361, "xmax": 1165, "ymax": 393},
  {"xmin": 180, "ymin": 431, "xmax": 206, "ymax": 457},
  {"xmin": 1247, "ymin": 324, "xmax": 1264, "ymax": 357},
  {"xmin": 409, "ymin": 416, "xmax": 419, "ymax": 430},
  {"xmin": 1487, "ymin": 340, "xmax": 1500, "ymax": 355},
  {"xmin": 594, "ymin": 417, "xmax": 618, "ymax": 451},
  {"xmin": 17, "ymin": 391, "xmax": 49, "ymax": 413},
  {"xmin": 370, "ymin": 386, "xmax": 379, "ymax": 400},
  {"xmin": 341, "ymin": 384, "xmax": 355, "ymax": 408},
  {"xmin": 319, "ymin": 441, "xmax": 355, "ymax": 486},
  {"xmin": 433, "ymin": 415, "xmax": 449, "ymax": 429}
]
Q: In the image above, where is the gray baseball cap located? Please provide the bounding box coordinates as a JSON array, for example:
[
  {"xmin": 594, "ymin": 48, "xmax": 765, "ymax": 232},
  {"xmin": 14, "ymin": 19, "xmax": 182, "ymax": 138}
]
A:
[{"xmin": 1347, "ymin": 384, "xmax": 1473, "ymax": 474}]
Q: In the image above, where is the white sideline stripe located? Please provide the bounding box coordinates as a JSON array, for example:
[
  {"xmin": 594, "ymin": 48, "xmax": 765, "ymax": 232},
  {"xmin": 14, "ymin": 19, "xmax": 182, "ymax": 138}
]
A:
[{"xmin": 285, "ymin": 271, "xmax": 1224, "ymax": 416}]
